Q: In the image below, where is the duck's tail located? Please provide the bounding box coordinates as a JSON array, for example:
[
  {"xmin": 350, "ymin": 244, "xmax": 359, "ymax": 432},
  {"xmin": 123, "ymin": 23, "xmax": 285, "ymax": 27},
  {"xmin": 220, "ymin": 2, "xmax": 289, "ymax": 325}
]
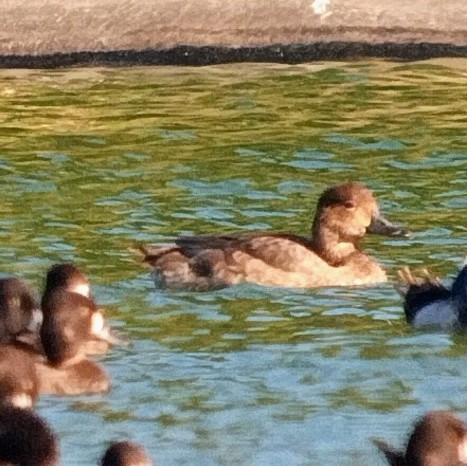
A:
[
  {"xmin": 396, "ymin": 266, "xmax": 443, "ymax": 296},
  {"xmin": 129, "ymin": 244, "xmax": 180, "ymax": 267},
  {"xmin": 371, "ymin": 439, "xmax": 405, "ymax": 466},
  {"xmin": 396, "ymin": 266, "xmax": 451, "ymax": 324}
]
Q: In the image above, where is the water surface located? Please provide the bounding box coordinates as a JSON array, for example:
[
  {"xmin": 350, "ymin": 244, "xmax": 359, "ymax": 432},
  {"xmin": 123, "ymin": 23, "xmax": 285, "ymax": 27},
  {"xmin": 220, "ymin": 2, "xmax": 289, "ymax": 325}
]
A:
[{"xmin": 0, "ymin": 60, "xmax": 466, "ymax": 465}]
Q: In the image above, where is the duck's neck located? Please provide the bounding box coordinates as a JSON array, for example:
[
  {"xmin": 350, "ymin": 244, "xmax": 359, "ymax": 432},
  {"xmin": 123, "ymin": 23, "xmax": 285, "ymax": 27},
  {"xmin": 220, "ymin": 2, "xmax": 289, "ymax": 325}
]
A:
[{"xmin": 311, "ymin": 226, "xmax": 359, "ymax": 266}]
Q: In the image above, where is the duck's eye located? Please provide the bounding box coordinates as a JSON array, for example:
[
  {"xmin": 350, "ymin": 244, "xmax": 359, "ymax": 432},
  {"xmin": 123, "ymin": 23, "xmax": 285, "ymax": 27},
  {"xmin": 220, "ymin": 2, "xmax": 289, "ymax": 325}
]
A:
[{"xmin": 344, "ymin": 201, "xmax": 355, "ymax": 209}]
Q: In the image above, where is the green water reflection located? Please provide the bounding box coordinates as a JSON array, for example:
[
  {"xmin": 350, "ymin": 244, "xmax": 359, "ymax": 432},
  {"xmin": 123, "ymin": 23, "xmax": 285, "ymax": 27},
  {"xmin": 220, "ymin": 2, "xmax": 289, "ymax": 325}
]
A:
[{"xmin": 0, "ymin": 60, "xmax": 466, "ymax": 465}]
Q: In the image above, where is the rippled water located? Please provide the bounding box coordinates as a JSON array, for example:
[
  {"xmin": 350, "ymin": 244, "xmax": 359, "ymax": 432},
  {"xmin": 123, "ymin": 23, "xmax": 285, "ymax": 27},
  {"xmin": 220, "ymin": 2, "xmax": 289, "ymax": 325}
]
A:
[{"xmin": 0, "ymin": 60, "xmax": 466, "ymax": 465}]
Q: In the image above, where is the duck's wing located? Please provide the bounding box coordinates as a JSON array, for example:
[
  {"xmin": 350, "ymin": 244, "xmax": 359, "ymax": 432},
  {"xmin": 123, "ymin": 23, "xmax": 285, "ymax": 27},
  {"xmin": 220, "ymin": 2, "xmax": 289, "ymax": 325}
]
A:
[
  {"xmin": 240, "ymin": 234, "xmax": 320, "ymax": 272},
  {"xmin": 176, "ymin": 234, "xmax": 245, "ymax": 257},
  {"xmin": 372, "ymin": 439, "xmax": 406, "ymax": 466},
  {"xmin": 177, "ymin": 233, "xmax": 317, "ymax": 273}
]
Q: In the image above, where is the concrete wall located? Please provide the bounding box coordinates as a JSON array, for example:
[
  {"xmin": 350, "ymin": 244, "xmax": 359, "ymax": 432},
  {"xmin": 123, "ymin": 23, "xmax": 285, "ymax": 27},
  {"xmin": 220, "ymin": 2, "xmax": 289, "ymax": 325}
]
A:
[{"xmin": 1, "ymin": 0, "xmax": 467, "ymax": 67}]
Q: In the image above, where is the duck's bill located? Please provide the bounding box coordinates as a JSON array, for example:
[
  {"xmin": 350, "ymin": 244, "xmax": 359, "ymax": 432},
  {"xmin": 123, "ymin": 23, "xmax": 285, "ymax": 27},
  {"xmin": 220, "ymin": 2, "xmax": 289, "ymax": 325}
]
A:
[{"xmin": 367, "ymin": 214, "xmax": 410, "ymax": 237}]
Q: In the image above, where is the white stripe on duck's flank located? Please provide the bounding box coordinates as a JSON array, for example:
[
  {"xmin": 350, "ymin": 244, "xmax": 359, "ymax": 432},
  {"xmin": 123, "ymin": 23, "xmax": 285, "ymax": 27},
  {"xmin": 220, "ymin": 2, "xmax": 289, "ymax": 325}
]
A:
[
  {"xmin": 411, "ymin": 300, "xmax": 458, "ymax": 330},
  {"xmin": 310, "ymin": 0, "xmax": 332, "ymax": 18}
]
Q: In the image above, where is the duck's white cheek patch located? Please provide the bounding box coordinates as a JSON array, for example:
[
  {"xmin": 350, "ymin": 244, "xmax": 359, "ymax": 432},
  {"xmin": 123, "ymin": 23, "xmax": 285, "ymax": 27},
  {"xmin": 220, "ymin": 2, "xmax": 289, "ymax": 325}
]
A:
[
  {"xmin": 91, "ymin": 311, "xmax": 110, "ymax": 339},
  {"xmin": 27, "ymin": 308, "xmax": 43, "ymax": 332},
  {"xmin": 10, "ymin": 393, "xmax": 33, "ymax": 409},
  {"xmin": 91, "ymin": 312, "xmax": 104, "ymax": 334},
  {"xmin": 73, "ymin": 283, "xmax": 90, "ymax": 297}
]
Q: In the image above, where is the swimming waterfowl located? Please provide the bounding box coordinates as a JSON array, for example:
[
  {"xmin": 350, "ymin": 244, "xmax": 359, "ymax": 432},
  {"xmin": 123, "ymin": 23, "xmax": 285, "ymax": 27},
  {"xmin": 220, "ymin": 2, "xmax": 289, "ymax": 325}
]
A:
[
  {"xmin": 138, "ymin": 182, "xmax": 409, "ymax": 290},
  {"xmin": 0, "ymin": 264, "xmax": 104, "ymax": 353},
  {"xmin": 398, "ymin": 263, "xmax": 467, "ymax": 329},
  {"xmin": 41, "ymin": 263, "xmax": 117, "ymax": 355},
  {"xmin": 41, "ymin": 262, "xmax": 91, "ymax": 302},
  {"xmin": 0, "ymin": 263, "xmax": 115, "ymax": 403},
  {"xmin": 0, "ymin": 322, "xmax": 110, "ymax": 400},
  {"xmin": 373, "ymin": 410, "xmax": 467, "ymax": 466},
  {"xmin": 0, "ymin": 405, "xmax": 59, "ymax": 466},
  {"xmin": 0, "ymin": 286, "xmax": 112, "ymax": 397},
  {"xmin": 0, "ymin": 279, "xmax": 41, "ymax": 407},
  {"xmin": 101, "ymin": 441, "xmax": 153, "ymax": 466},
  {"xmin": 0, "ymin": 344, "xmax": 39, "ymax": 408},
  {"xmin": 37, "ymin": 264, "xmax": 112, "ymax": 395}
]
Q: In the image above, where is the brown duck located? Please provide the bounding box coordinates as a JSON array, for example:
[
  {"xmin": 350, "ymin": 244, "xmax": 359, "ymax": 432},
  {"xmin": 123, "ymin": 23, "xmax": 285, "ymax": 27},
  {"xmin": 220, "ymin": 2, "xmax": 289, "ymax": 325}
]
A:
[
  {"xmin": 374, "ymin": 410, "xmax": 467, "ymax": 466},
  {"xmin": 138, "ymin": 182, "xmax": 409, "ymax": 290}
]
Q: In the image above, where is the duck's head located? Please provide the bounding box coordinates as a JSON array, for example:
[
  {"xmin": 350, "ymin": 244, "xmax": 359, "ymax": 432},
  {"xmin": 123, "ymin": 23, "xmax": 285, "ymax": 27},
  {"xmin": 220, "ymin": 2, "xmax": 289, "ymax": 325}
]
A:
[
  {"xmin": 43, "ymin": 263, "xmax": 91, "ymax": 298},
  {"xmin": 0, "ymin": 405, "xmax": 59, "ymax": 465},
  {"xmin": 374, "ymin": 410, "xmax": 467, "ymax": 466},
  {"xmin": 0, "ymin": 278, "xmax": 41, "ymax": 343},
  {"xmin": 101, "ymin": 441, "xmax": 153, "ymax": 466},
  {"xmin": 406, "ymin": 410, "xmax": 467, "ymax": 466},
  {"xmin": 312, "ymin": 182, "xmax": 409, "ymax": 242}
]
